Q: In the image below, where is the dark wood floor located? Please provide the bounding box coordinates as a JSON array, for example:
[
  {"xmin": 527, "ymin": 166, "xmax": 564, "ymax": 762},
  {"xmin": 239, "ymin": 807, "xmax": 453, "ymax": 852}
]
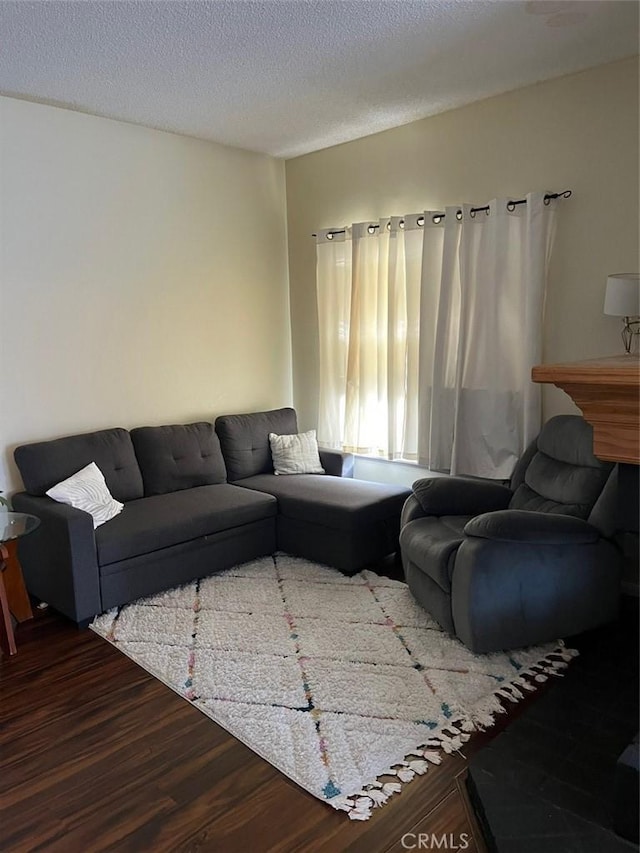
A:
[{"xmin": 0, "ymin": 607, "xmax": 546, "ymax": 852}]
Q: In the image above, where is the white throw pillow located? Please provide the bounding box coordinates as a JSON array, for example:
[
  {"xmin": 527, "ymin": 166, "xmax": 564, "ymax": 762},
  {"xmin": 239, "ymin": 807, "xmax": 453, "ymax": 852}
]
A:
[
  {"xmin": 269, "ymin": 430, "xmax": 325, "ymax": 475},
  {"xmin": 46, "ymin": 462, "xmax": 123, "ymax": 528}
]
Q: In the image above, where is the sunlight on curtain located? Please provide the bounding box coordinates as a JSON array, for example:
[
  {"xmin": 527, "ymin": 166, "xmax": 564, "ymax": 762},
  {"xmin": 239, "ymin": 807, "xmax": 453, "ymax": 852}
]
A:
[
  {"xmin": 315, "ymin": 192, "xmax": 558, "ymax": 477},
  {"xmin": 317, "ymin": 219, "xmax": 422, "ymax": 459},
  {"xmin": 316, "ymin": 228, "xmax": 351, "ymax": 449}
]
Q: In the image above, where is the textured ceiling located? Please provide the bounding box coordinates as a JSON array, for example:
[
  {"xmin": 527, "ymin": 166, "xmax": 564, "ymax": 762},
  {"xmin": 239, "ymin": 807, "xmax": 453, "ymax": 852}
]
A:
[{"xmin": 0, "ymin": 1, "xmax": 637, "ymax": 159}]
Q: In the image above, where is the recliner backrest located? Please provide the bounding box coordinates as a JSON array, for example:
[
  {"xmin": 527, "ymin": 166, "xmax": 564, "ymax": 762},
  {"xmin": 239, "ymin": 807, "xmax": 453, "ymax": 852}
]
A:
[{"xmin": 509, "ymin": 415, "xmax": 614, "ymax": 525}]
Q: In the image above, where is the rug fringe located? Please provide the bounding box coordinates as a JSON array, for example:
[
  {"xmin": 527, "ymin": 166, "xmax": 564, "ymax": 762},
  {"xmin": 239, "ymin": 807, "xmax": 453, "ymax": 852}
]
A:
[{"xmin": 327, "ymin": 641, "xmax": 578, "ymax": 821}]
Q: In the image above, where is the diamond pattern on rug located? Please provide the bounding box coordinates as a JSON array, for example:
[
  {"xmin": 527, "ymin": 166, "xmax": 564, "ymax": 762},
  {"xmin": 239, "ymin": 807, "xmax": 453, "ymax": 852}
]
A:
[
  {"xmin": 282, "ymin": 580, "xmax": 384, "ymax": 623},
  {"xmin": 91, "ymin": 553, "xmax": 574, "ymax": 821},
  {"xmin": 204, "ymin": 699, "xmax": 331, "ymax": 792},
  {"xmin": 117, "ymin": 641, "xmax": 192, "ymax": 685},
  {"xmin": 198, "ymin": 575, "xmax": 283, "ymax": 614},
  {"xmin": 193, "ymin": 649, "xmax": 307, "ymax": 707},
  {"xmin": 319, "ymin": 711, "xmax": 435, "ymax": 794},
  {"xmin": 424, "ymin": 667, "xmax": 510, "ymax": 717},
  {"xmin": 112, "ymin": 605, "xmax": 195, "ymax": 645},
  {"xmin": 373, "ymin": 586, "xmax": 441, "ymax": 630},
  {"xmin": 400, "ymin": 627, "xmax": 516, "ymax": 676},
  {"xmin": 305, "ymin": 658, "xmax": 442, "ymax": 721},
  {"xmin": 196, "ymin": 611, "xmax": 295, "ymax": 656},
  {"xmin": 295, "ymin": 617, "xmax": 412, "ymax": 667}
]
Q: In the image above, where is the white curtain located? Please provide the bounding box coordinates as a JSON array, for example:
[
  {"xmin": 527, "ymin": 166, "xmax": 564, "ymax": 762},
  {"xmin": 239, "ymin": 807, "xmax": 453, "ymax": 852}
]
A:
[
  {"xmin": 316, "ymin": 191, "xmax": 558, "ymax": 477},
  {"xmin": 316, "ymin": 218, "xmax": 421, "ymax": 458},
  {"xmin": 418, "ymin": 192, "xmax": 557, "ymax": 477},
  {"xmin": 316, "ymin": 228, "xmax": 351, "ymax": 449}
]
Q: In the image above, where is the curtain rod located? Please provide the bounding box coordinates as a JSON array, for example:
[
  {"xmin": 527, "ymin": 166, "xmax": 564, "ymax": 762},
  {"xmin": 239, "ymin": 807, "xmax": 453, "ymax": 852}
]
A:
[{"xmin": 312, "ymin": 189, "xmax": 572, "ymax": 238}]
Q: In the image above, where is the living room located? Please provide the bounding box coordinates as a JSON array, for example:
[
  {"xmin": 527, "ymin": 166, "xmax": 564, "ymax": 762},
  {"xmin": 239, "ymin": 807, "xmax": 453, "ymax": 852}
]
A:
[{"xmin": 0, "ymin": 2, "xmax": 638, "ymax": 851}]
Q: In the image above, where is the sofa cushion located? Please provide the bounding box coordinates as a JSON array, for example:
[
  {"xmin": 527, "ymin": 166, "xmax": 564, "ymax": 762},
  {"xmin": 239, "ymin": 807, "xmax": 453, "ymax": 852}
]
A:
[
  {"xmin": 130, "ymin": 422, "xmax": 227, "ymax": 496},
  {"xmin": 399, "ymin": 516, "xmax": 470, "ymax": 593},
  {"xmin": 234, "ymin": 473, "xmax": 410, "ymax": 531},
  {"xmin": 96, "ymin": 484, "xmax": 277, "ymax": 568},
  {"xmin": 215, "ymin": 408, "xmax": 298, "ymax": 481},
  {"xmin": 14, "ymin": 428, "xmax": 143, "ymax": 502}
]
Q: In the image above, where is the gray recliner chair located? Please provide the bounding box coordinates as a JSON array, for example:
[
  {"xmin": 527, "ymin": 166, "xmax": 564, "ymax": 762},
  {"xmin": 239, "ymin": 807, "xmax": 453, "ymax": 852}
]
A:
[{"xmin": 400, "ymin": 415, "xmax": 622, "ymax": 653}]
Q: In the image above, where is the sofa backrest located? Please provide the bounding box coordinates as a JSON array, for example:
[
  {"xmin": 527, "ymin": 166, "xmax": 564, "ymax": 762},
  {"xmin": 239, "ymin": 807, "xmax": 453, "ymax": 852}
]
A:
[
  {"xmin": 215, "ymin": 408, "xmax": 298, "ymax": 481},
  {"xmin": 509, "ymin": 415, "xmax": 615, "ymax": 530},
  {"xmin": 14, "ymin": 428, "xmax": 144, "ymax": 502},
  {"xmin": 130, "ymin": 422, "xmax": 227, "ymax": 496}
]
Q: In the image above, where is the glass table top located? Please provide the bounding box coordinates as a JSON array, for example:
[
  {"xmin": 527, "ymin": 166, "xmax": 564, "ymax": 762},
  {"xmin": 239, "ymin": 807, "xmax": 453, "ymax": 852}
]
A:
[{"xmin": 0, "ymin": 512, "xmax": 40, "ymax": 543}]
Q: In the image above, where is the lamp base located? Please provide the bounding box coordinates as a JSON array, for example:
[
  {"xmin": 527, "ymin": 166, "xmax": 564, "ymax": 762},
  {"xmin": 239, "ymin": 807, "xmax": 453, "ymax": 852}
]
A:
[{"xmin": 622, "ymin": 317, "xmax": 640, "ymax": 354}]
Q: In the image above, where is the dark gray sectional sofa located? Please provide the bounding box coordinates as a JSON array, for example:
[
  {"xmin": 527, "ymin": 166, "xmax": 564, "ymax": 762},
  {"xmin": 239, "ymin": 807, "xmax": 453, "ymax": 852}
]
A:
[{"xmin": 13, "ymin": 408, "xmax": 410, "ymax": 625}]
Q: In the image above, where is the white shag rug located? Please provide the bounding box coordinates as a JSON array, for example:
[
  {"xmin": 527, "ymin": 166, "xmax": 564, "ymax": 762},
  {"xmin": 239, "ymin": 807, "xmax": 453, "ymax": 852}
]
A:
[{"xmin": 91, "ymin": 553, "xmax": 577, "ymax": 820}]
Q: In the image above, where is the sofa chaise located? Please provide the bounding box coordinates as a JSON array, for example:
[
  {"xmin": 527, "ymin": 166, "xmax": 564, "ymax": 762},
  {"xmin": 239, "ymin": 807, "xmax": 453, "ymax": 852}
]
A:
[
  {"xmin": 12, "ymin": 410, "xmax": 410, "ymax": 625},
  {"xmin": 215, "ymin": 407, "xmax": 409, "ymax": 572}
]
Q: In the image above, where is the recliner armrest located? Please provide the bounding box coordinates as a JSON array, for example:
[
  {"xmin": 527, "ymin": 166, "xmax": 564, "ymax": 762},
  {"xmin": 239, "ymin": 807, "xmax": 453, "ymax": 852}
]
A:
[
  {"xmin": 412, "ymin": 477, "xmax": 512, "ymax": 517},
  {"xmin": 319, "ymin": 449, "xmax": 354, "ymax": 478},
  {"xmin": 464, "ymin": 509, "xmax": 600, "ymax": 545},
  {"xmin": 11, "ymin": 492, "xmax": 101, "ymax": 624},
  {"xmin": 401, "ymin": 494, "xmax": 425, "ymax": 526}
]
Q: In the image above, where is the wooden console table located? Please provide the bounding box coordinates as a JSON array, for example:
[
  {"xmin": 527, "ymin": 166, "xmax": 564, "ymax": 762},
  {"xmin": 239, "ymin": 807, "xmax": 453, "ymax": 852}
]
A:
[{"xmin": 532, "ymin": 355, "xmax": 640, "ymax": 464}]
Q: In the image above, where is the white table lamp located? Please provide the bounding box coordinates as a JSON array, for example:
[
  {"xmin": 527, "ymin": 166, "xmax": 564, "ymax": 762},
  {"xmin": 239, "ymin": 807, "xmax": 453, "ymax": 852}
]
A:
[{"xmin": 604, "ymin": 273, "xmax": 640, "ymax": 354}]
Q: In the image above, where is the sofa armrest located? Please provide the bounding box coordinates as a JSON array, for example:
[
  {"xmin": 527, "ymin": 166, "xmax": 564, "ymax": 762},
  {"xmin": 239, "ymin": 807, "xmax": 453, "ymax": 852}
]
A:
[
  {"xmin": 464, "ymin": 510, "xmax": 600, "ymax": 545},
  {"xmin": 11, "ymin": 492, "xmax": 101, "ymax": 624},
  {"xmin": 319, "ymin": 448, "xmax": 354, "ymax": 478},
  {"xmin": 412, "ymin": 477, "xmax": 512, "ymax": 517}
]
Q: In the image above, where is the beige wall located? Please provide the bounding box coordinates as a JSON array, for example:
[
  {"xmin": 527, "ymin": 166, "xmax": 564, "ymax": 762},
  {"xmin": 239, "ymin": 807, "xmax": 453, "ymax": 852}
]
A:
[
  {"xmin": 0, "ymin": 96, "xmax": 291, "ymax": 492},
  {"xmin": 285, "ymin": 57, "xmax": 640, "ymax": 437},
  {"xmin": 2, "ymin": 58, "xmax": 638, "ymax": 493}
]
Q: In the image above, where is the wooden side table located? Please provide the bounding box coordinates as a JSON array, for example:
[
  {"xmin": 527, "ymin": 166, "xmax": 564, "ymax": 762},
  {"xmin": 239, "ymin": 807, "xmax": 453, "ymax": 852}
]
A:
[
  {"xmin": 0, "ymin": 512, "xmax": 40, "ymax": 656},
  {"xmin": 2, "ymin": 539, "xmax": 34, "ymax": 622}
]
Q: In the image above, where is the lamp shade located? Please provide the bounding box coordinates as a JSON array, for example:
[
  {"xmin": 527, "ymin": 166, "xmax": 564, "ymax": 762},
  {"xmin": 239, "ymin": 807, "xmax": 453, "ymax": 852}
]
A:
[{"xmin": 604, "ymin": 274, "xmax": 640, "ymax": 317}]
